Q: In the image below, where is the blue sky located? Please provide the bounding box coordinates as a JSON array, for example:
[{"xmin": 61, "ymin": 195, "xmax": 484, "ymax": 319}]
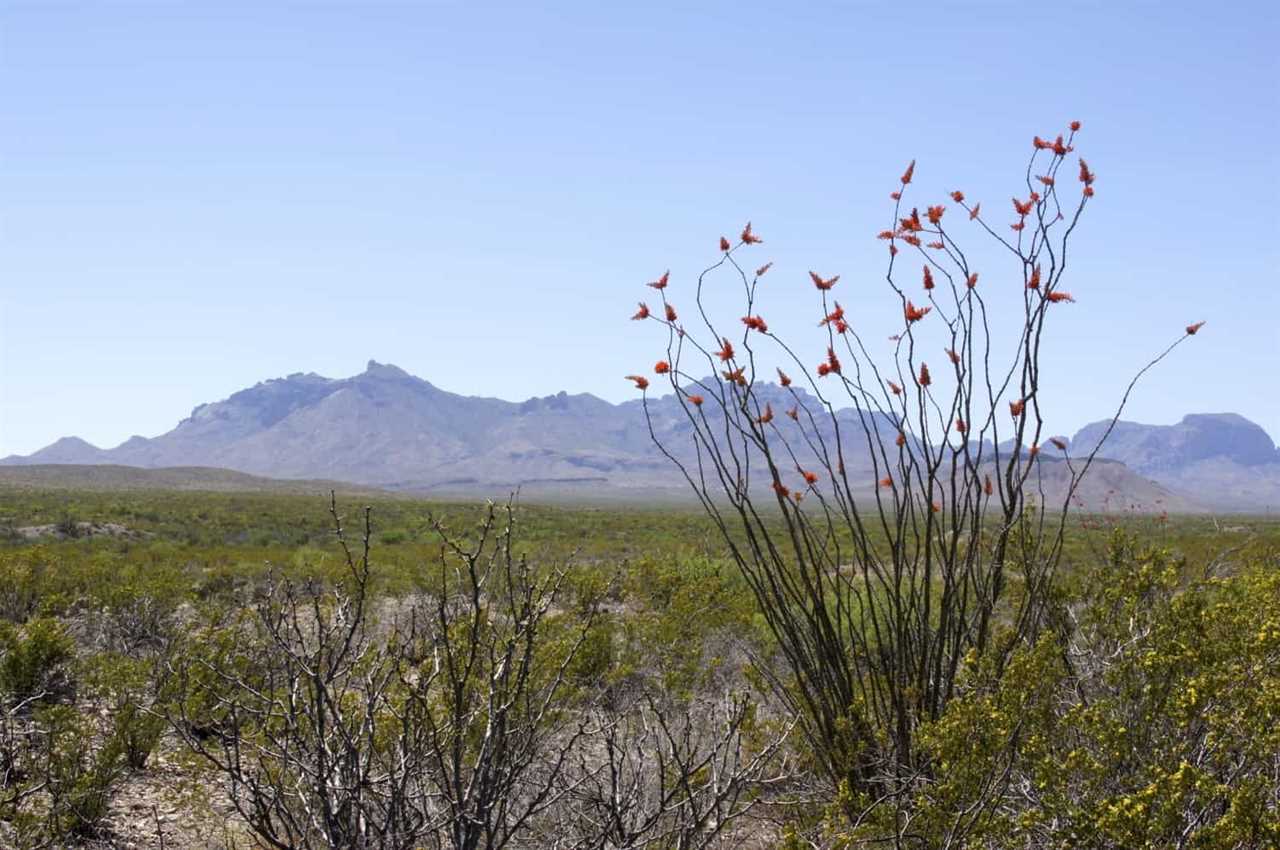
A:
[{"xmin": 2, "ymin": 0, "xmax": 1278, "ymax": 456}]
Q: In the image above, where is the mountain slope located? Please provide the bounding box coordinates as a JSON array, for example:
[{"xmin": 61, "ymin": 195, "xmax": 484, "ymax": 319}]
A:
[
  {"xmin": 1072, "ymin": 414, "xmax": 1280, "ymax": 511},
  {"xmin": 4, "ymin": 362, "xmax": 1273, "ymax": 511}
]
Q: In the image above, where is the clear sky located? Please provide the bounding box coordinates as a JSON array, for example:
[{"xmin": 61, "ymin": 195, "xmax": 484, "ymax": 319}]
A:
[{"xmin": 2, "ymin": 0, "xmax": 1278, "ymax": 457}]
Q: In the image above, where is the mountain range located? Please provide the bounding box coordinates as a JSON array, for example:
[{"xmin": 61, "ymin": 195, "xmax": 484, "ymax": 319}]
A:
[{"xmin": 4, "ymin": 360, "xmax": 1277, "ymax": 512}]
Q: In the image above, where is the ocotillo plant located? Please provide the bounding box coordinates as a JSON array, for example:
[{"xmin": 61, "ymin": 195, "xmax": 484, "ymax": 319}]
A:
[{"xmin": 626, "ymin": 123, "xmax": 1202, "ymax": 802}]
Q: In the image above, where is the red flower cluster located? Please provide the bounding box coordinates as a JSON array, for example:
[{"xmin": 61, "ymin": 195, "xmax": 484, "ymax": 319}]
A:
[
  {"xmin": 654, "ymin": 360, "xmax": 670, "ymax": 374},
  {"xmin": 741, "ymin": 314, "xmax": 769, "ymax": 333},
  {"xmin": 626, "ymin": 375, "xmax": 649, "ymax": 390},
  {"xmin": 716, "ymin": 338, "xmax": 735, "ymax": 361},
  {"xmin": 1009, "ymin": 398, "xmax": 1025, "ymax": 416},
  {"xmin": 740, "ymin": 222, "xmax": 763, "ymax": 244},
  {"xmin": 926, "ymin": 205, "xmax": 945, "ymax": 225},
  {"xmin": 904, "ymin": 300, "xmax": 932, "ymax": 323},
  {"xmin": 966, "ymin": 273, "xmax": 978, "ymax": 289},
  {"xmin": 1186, "ymin": 321, "xmax": 1206, "ymax": 335},
  {"xmin": 810, "ymin": 271, "xmax": 839, "ymax": 290},
  {"xmin": 688, "ymin": 393, "xmax": 704, "ymax": 406},
  {"xmin": 918, "ymin": 362, "xmax": 931, "ymax": 387},
  {"xmin": 648, "ymin": 271, "xmax": 669, "ymax": 290},
  {"xmin": 900, "ymin": 160, "xmax": 915, "ymax": 185},
  {"xmin": 719, "ymin": 236, "xmax": 731, "ymax": 251},
  {"xmin": 777, "ymin": 368, "xmax": 792, "ymax": 387},
  {"xmin": 631, "ymin": 302, "xmax": 650, "ymax": 320},
  {"xmin": 756, "ymin": 262, "xmax": 773, "ymax": 277},
  {"xmin": 756, "ymin": 403, "xmax": 774, "ymax": 424},
  {"xmin": 1046, "ymin": 291, "xmax": 1075, "ymax": 303},
  {"xmin": 922, "ymin": 266, "xmax": 935, "ymax": 290},
  {"xmin": 817, "ymin": 346, "xmax": 841, "ymax": 377},
  {"xmin": 665, "ymin": 303, "xmax": 678, "ymax": 321},
  {"xmin": 1027, "ymin": 265, "xmax": 1042, "ymax": 290}
]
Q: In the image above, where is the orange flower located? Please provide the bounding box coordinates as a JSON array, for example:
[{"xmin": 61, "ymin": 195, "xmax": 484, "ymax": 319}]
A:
[
  {"xmin": 946, "ymin": 348, "xmax": 960, "ymax": 364},
  {"xmin": 955, "ymin": 418, "xmax": 967, "ymax": 434},
  {"xmin": 927, "ymin": 240, "xmax": 945, "ymax": 250},
  {"xmin": 1083, "ymin": 186, "xmax": 1095, "ymax": 197},
  {"xmin": 1050, "ymin": 437, "xmax": 1068, "ymax": 450},
  {"xmin": 771, "ymin": 479, "xmax": 790, "ymax": 498},
  {"xmin": 722, "ymin": 367, "xmax": 746, "ymax": 385},
  {"xmin": 821, "ymin": 303, "xmax": 845, "ymax": 326},
  {"xmin": 631, "ymin": 302, "xmax": 650, "ymax": 320},
  {"xmin": 662, "ymin": 303, "xmax": 678, "ymax": 322},
  {"xmin": 895, "ymin": 432, "xmax": 906, "ymax": 447},
  {"xmin": 654, "ymin": 360, "xmax": 670, "ymax": 374},
  {"xmin": 741, "ymin": 314, "xmax": 769, "ymax": 333},
  {"xmin": 951, "ymin": 190, "xmax": 965, "ymax": 202},
  {"xmin": 786, "ymin": 406, "xmax": 798, "ymax": 420},
  {"xmin": 824, "ymin": 347, "xmax": 842, "ymax": 374},
  {"xmin": 1012, "ymin": 197, "xmax": 1034, "ymax": 216},
  {"xmin": 887, "ymin": 380, "xmax": 903, "ymax": 395},
  {"xmin": 688, "ymin": 394, "xmax": 704, "ymax": 406},
  {"xmin": 625, "ymin": 374, "xmax": 649, "ymax": 390},
  {"xmin": 1046, "ymin": 291, "xmax": 1075, "ymax": 303},
  {"xmin": 1052, "ymin": 135, "xmax": 1070, "ymax": 156},
  {"xmin": 890, "ymin": 191, "xmax": 901, "ymax": 200},
  {"xmin": 1037, "ymin": 175, "xmax": 1054, "ymax": 187},
  {"xmin": 879, "ymin": 476, "xmax": 893, "ymax": 488},
  {"xmin": 969, "ymin": 203, "xmax": 981, "ymax": 220},
  {"xmin": 716, "ymin": 338, "xmax": 735, "ymax": 361},
  {"xmin": 777, "ymin": 368, "xmax": 792, "ymax": 387},
  {"xmin": 833, "ymin": 318, "xmax": 849, "ymax": 334},
  {"xmin": 904, "ymin": 300, "xmax": 932, "ymax": 323},
  {"xmin": 889, "ymin": 244, "xmax": 899, "ymax": 256},
  {"xmin": 719, "ymin": 236, "xmax": 731, "ymax": 251},
  {"xmin": 810, "ymin": 271, "xmax": 840, "ymax": 290},
  {"xmin": 1070, "ymin": 120, "xmax": 1081, "ymax": 131},
  {"xmin": 1029, "ymin": 442, "xmax": 1041, "ymax": 457},
  {"xmin": 926, "ymin": 204, "xmax": 945, "ymax": 224},
  {"xmin": 966, "ymin": 272, "xmax": 978, "ymax": 289},
  {"xmin": 756, "ymin": 262, "xmax": 773, "ymax": 277},
  {"xmin": 1027, "ymin": 265, "xmax": 1042, "ymax": 289},
  {"xmin": 647, "ymin": 271, "xmax": 669, "ymax": 290},
  {"xmin": 1010, "ymin": 399, "xmax": 1025, "ymax": 416},
  {"xmin": 902, "ymin": 234, "xmax": 922, "ymax": 247},
  {"xmin": 877, "ymin": 229, "xmax": 895, "ymax": 240},
  {"xmin": 900, "ymin": 159, "xmax": 915, "ymax": 185},
  {"xmin": 800, "ymin": 468, "xmax": 819, "ymax": 485},
  {"xmin": 792, "ymin": 491, "xmax": 805, "ymax": 504},
  {"xmin": 1033, "ymin": 135, "xmax": 1050, "ymax": 150},
  {"xmin": 1186, "ymin": 321, "xmax": 1206, "ymax": 335},
  {"xmin": 900, "ymin": 208, "xmax": 923, "ymax": 232},
  {"xmin": 816, "ymin": 362, "xmax": 831, "ymax": 377},
  {"xmin": 1078, "ymin": 159, "xmax": 1095, "ymax": 185},
  {"xmin": 922, "ymin": 266, "xmax": 935, "ymax": 290},
  {"xmin": 756, "ymin": 403, "xmax": 774, "ymax": 424},
  {"xmin": 918, "ymin": 362, "xmax": 931, "ymax": 387},
  {"xmin": 1010, "ymin": 221, "xmax": 1025, "ymax": 232},
  {"xmin": 741, "ymin": 221, "xmax": 763, "ymax": 244},
  {"xmin": 931, "ymin": 501, "xmax": 941, "ymax": 513},
  {"xmin": 983, "ymin": 475, "xmax": 993, "ymax": 496}
]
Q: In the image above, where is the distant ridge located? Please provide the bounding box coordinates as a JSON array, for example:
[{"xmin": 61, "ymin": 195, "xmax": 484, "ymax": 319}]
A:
[
  {"xmin": 4, "ymin": 361, "xmax": 1276, "ymax": 512},
  {"xmin": 0, "ymin": 464, "xmax": 397, "ymax": 498}
]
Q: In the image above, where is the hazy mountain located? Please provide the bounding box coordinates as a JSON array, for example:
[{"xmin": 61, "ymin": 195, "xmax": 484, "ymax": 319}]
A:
[
  {"xmin": 1072, "ymin": 414, "xmax": 1280, "ymax": 512},
  {"xmin": 4, "ymin": 361, "xmax": 1273, "ymax": 512}
]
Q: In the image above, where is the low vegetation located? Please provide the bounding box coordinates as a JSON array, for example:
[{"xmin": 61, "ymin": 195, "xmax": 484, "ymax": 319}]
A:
[{"xmin": 0, "ymin": 483, "xmax": 1274, "ymax": 848}]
